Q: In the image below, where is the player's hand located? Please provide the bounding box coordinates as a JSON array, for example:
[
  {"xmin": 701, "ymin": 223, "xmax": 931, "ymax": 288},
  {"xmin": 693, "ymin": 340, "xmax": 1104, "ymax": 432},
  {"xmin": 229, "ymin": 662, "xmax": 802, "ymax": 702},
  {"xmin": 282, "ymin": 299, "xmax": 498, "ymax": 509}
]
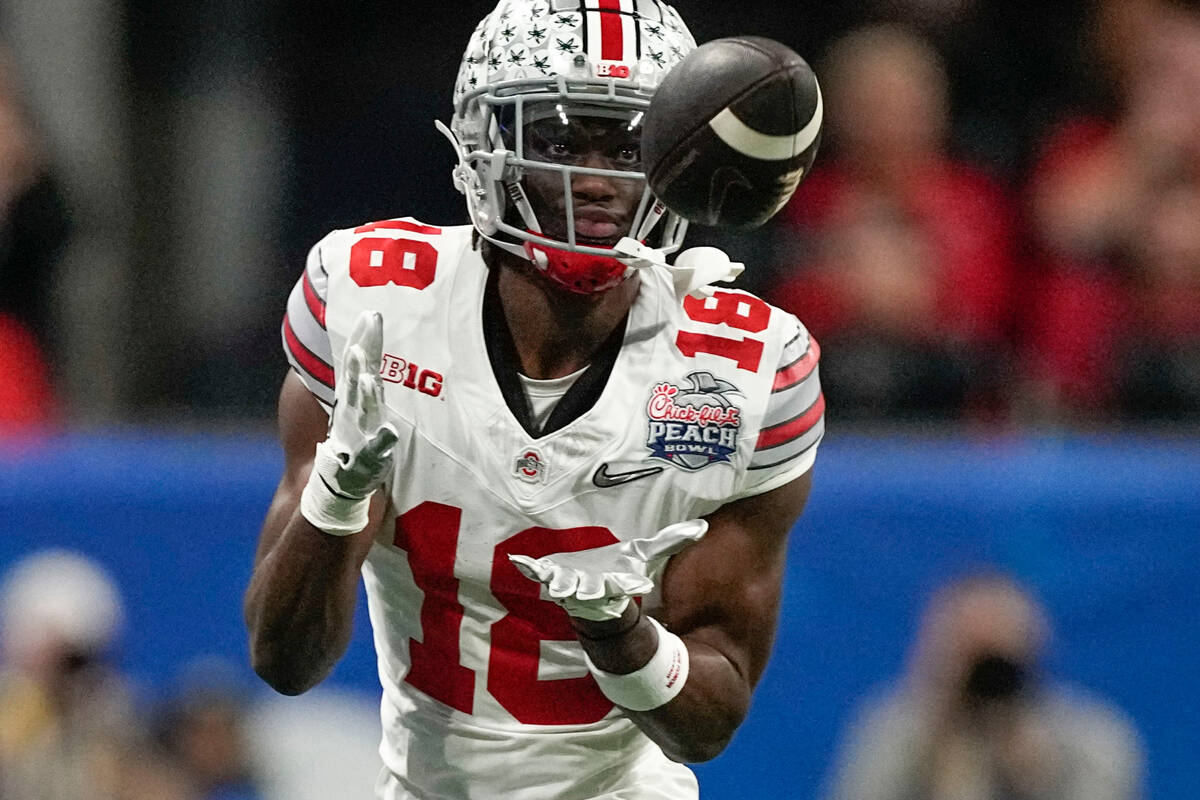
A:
[
  {"xmin": 301, "ymin": 311, "xmax": 398, "ymax": 535},
  {"xmin": 318, "ymin": 310, "xmax": 399, "ymax": 498},
  {"xmin": 509, "ymin": 519, "xmax": 708, "ymax": 621}
]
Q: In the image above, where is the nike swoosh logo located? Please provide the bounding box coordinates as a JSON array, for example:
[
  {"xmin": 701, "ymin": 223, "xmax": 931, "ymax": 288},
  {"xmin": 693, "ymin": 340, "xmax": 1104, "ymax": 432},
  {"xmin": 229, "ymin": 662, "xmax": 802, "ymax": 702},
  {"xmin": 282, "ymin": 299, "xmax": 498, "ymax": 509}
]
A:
[{"xmin": 592, "ymin": 463, "xmax": 664, "ymax": 488}]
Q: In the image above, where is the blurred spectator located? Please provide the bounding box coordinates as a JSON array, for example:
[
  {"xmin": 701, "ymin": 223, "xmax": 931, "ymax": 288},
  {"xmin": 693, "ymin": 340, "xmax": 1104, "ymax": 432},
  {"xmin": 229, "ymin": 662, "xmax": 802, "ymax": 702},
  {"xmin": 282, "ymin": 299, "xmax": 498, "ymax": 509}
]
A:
[
  {"xmin": 824, "ymin": 572, "xmax": 1143, "ymax": 800},
  {"xmin": 0, "ymin": 43, "xmax": 68, "ymax": 435},
  {"xmin": 0, "ymin": 550, "xmax": 193, "ymax": 799},
  {"xmin": 0, "ymin": 314, "xmax": 55, "ymax": 434},
  {"xmin": 868, "ymin": 0, "xmax": 1089, "ymax": 177},
  {"xmin": 1021, "ymin": 0, "xmax": 1200, "ymax": 423},
  {"xmin": 155, "ymin": 662, "xmax": 265, "ymax": 800},
  {"xmin": 769, "ymin": 26, "xmax": 1018, "ymax": 422}
]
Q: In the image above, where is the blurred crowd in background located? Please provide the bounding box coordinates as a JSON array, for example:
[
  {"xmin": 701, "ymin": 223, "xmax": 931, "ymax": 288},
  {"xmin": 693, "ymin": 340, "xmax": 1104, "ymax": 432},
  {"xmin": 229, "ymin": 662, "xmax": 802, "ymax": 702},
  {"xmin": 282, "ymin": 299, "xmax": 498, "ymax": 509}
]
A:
[
  {"xmin": 0, "ymin": 551, "xmax": 264, "ymax": 800},
  {"xmin": 0, "ymin": 550, "xmax": 383, "ymax": 800},
  {"xmin": 763, "ymin": 0, "xmax": 1200, "ymax": 426},
  {"xmin": 0, "ymin": 549, "xmax": 1144, "ymax": 800},
  {"xmin": 0, "ymin": 0, "xmax": 1197, "ymax": 435},
  {"xmin": 823, "ymin": 573, "xmax": 1142, "ymax": 800}
]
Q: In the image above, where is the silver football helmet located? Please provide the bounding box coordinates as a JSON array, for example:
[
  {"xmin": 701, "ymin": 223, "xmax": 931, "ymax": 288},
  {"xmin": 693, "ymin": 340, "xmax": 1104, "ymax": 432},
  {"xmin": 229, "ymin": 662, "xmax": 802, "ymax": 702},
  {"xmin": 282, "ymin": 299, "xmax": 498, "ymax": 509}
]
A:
[{"xmin": 438, "ymin": 0, "xmax": 697, "ymax": 293}]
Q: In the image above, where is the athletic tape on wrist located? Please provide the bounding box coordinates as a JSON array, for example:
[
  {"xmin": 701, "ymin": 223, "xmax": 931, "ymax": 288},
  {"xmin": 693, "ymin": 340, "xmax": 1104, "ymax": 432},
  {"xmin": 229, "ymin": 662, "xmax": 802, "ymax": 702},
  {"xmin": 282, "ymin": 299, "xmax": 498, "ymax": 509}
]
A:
[
  {"xmin": 565, "ymin": 593, "xmax": 633, "ymax": 623},
  {"xmin": 299, "ymin": 463, "xmax": 370, "ymax": 537},
  {"xmin": 584, "ymin": 616, "xmax": 689, "ymax": 711}
]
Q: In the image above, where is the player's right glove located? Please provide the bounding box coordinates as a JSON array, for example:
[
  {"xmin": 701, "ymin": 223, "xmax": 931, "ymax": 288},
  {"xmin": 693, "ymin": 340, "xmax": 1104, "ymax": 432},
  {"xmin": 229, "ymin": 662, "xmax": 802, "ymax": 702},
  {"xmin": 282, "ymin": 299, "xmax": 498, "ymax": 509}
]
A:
[
  {"xmin": 508, "ymin": 519, "xmax": 708, "ymax": 621},
  {"xmin": 299, "ymin": 310, "xmax": 399, "ymax": 536}
]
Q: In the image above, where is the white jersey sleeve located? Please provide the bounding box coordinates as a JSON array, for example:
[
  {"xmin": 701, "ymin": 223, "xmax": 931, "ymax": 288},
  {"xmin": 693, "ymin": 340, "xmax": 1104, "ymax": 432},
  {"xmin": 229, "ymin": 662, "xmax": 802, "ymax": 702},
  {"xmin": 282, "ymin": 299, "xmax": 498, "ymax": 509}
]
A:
[
  {"xmin": 281, "ymin": 232, "xmax": 337, "ymax": 408},
  {"xmin": 737, "ymin": 314, "xmax": 824, "ymax": 499}
]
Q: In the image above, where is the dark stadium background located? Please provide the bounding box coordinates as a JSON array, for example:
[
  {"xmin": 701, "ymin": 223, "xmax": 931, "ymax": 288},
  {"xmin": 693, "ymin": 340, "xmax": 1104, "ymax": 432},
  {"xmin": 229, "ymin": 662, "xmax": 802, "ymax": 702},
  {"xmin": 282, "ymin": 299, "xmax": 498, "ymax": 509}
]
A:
[
  {"xmin": 106, "ymin": 0, "xmax": 1093, "ymax": 421},
  {"xmin": 1, "ymin": 1, "xmax": 1197, "ymax": 797}
]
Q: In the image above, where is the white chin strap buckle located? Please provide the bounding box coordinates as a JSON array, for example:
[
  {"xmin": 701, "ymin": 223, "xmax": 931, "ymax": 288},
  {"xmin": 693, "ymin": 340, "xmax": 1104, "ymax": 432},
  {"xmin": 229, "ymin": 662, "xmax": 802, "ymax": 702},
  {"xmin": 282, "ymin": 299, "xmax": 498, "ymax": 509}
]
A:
[
  {"xmin": 614, "ymin": 238, "xmax": 745, "ymax": 301},
  {"xmin": 614, "ymin": 237, "xmax": 667, "ymax": 269}
]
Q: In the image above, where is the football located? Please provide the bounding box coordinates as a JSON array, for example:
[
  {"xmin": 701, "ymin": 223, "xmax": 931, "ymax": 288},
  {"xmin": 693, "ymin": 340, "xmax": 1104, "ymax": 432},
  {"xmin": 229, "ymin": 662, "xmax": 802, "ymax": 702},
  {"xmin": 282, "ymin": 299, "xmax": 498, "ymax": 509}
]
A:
[{"xmin": 642, "ymin": 36, "xmax": 823, "ymax": 230}]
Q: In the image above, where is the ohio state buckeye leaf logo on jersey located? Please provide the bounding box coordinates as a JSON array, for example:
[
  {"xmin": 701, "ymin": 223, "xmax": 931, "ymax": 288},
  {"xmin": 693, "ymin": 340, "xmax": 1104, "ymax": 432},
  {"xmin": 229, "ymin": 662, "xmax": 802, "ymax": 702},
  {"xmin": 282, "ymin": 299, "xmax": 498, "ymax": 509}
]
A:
[{"xmin": 645, "ymin": 372, "xmax": 742, "ymax": 471}]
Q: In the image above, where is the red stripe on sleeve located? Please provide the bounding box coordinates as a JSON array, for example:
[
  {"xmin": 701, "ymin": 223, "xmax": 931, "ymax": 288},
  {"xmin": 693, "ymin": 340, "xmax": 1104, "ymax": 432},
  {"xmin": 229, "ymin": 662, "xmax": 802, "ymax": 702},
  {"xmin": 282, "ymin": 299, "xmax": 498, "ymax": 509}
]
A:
[
  {"xmin": 755, "ymin": 393, "xmax": 825, "ymax": 451},
  {"xmin": 302, "ymin": 270, "xmax": 326, "ymax": 328},
  {"xmin": 354, "ymin": 219, "xmax": 442, "ymax": 235},
  {"xmin": 283, "ymin": 314, "xmax": 334, "ymax": 388},
  {"xmin": 598, "ymin": 0, "xmax": 624, "ymax": 60},
  {"xmin": 773, "ymin": 337, "xmax": 821, "ymax": 392}
]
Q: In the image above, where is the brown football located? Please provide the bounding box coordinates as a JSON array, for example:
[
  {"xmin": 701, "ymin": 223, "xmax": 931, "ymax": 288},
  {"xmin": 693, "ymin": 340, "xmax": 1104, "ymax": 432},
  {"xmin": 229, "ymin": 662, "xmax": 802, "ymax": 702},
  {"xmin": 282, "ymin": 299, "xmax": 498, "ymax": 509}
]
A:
[{"xmin": 643, "ymin": 36, "xmax": 822, "ymax": 229}]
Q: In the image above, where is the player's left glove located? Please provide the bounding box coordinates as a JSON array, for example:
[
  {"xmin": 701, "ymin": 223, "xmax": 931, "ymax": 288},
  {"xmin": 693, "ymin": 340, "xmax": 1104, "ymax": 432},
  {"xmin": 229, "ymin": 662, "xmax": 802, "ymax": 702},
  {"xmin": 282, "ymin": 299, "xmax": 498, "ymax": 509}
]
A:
[
  {"xmin": 508, "ymin": 519, "xmax": 708, "ymax": 621},
  {"xmin": 299, "ymin": 310, "xmax": 398, "ymax": 536}
]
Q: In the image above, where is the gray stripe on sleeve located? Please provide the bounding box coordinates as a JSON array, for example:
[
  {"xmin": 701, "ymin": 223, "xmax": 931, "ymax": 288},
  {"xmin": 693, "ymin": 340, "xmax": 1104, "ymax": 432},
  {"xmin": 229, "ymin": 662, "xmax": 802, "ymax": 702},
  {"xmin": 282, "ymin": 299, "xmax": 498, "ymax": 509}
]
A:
[{"xmin": 762, "ymin": 365, "xmax": 822, "ymax": 429}]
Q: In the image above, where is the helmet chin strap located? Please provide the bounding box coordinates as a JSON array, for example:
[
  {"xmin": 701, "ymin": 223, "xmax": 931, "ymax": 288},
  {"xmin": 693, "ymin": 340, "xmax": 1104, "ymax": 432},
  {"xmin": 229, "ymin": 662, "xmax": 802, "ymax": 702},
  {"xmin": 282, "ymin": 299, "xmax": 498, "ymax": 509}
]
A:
[
  {"xmin": 519, "ymin": 239, "xmax": 633, "ymax": 293},
  {"xmin": 613, "ymin": 238, "xmax": 745, "ymax": 302},
  {"xmin": 634, "ymin": 199, "xmax": 668, "ymax": 242},
  {"xmin": 504, "ymin": 179, "xmax": 543, "ymax": 236}
]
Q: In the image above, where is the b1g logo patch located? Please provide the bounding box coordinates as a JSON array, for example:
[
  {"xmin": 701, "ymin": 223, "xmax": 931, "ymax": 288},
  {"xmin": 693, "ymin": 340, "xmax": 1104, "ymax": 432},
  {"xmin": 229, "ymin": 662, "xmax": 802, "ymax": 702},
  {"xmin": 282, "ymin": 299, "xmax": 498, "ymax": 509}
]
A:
[
  {"xmin": 595, "ymin": 61, "xmax": 631, "ymax": 79},
  {"xmin": 645, "ymin": 371, "xmax": 742, "ymax": 471},
  {"xmin": 381, "ymin": 353, "xmax": 443, "ymax": 397}
]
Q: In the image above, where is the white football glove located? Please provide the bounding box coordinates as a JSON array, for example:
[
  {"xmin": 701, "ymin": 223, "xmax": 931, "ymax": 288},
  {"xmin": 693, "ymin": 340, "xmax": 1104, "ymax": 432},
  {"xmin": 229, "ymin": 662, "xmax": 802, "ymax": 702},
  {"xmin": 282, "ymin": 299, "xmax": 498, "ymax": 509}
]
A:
[
  {"xmin": 509, "ymin": 519, "xmax": 709, "ymax": 621},
  {"xmin": 300, "ymin": 310, "xmax": 399, "ymax": 536}
]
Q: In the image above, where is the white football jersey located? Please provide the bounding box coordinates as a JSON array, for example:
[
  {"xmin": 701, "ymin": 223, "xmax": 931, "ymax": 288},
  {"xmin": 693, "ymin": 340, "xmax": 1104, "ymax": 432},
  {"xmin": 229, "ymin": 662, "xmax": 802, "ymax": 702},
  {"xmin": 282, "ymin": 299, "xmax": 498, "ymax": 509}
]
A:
[{"xmin": 282, "ymin": 218, "xmax": 824, "ymax": 800}]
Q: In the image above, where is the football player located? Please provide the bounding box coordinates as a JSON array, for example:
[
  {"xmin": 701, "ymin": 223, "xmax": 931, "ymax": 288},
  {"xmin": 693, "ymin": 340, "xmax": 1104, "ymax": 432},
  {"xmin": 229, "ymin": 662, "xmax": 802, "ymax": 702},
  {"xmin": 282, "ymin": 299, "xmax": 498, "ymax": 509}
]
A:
[{"xmin": 245, "ymin": 1, "xmax": 824, "ymax": 798}]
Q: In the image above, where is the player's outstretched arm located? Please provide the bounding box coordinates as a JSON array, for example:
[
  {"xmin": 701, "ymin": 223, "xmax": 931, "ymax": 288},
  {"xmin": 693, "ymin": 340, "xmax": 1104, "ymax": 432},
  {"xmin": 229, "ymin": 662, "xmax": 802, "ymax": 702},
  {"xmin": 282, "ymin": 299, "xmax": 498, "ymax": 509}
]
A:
[
  {"xmin": 243, "ymin": 372, "xmax": 386, "ymax": 694},
  {"xmin": 245, "ymin": 312, "xmax": 397, "ymax": 695},
  {"xmin": 618, "ymin": 472, "xmax": 812, "ymax": 761},
  {"xmin": 512, "ymin": 470, "xmax": 813, "ymax": 763},
  {"xmin": 622, "ymin": 470, "xmax": 813, "ymax": 761}
]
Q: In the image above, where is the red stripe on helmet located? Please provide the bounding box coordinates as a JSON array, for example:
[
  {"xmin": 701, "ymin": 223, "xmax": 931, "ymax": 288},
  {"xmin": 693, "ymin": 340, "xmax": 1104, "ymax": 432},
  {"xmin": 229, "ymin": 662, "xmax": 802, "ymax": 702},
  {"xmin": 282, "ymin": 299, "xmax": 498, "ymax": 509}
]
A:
[{"xmin": 597, "ymin": 0, "xmax": 624, "ymax": 61}]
